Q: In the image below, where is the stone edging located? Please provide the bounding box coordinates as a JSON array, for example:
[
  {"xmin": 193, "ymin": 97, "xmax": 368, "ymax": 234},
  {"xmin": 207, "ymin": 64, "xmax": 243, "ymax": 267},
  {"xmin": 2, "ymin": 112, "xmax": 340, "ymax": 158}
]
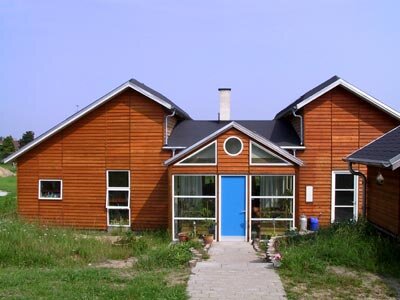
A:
[{"xmin": 188, "ymin": 243, "xmax": 211, "ymax": 268}]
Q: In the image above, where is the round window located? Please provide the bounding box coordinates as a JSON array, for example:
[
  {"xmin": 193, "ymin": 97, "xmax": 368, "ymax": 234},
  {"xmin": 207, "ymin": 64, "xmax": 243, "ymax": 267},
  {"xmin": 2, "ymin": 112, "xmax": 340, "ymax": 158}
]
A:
[{"xmin": 224, "ymin": 137, "xmax": 243, "ymax": 156}]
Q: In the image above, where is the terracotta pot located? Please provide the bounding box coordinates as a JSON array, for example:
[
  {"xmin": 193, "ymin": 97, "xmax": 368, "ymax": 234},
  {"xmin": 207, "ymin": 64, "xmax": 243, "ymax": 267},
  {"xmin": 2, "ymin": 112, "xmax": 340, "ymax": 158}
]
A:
[
  {"xmin": 178, "ymin": 232, "xmax": 189, "ymax": 242},
  {"xmin": 203, "ymin": 234, "xmax": 214, "ymax": 244}
]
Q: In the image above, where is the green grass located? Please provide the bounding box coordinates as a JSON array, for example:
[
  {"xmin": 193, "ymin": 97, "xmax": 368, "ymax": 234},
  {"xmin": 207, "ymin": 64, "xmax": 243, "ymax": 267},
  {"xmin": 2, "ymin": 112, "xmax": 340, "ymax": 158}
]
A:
[
  {"xmin": 278, "ymin": 221, "xmax": 400, "ymax": 299},
  {"xmin": 0, "ymin": 176, "xmax": 17, "ymax": 217},
  {"xmin": 0, "ymin": 163, "xmax": 16, "ymax": 173},
  {"xmin": 0, "ymin": 176, "xmax": 198, "ymax": 299}
]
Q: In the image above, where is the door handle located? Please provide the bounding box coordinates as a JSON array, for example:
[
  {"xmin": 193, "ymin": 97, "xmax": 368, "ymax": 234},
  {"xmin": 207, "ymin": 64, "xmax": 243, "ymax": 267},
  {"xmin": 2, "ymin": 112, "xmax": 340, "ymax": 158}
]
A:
[{"xmin": 240, "ymin": 210, "xmax": 246, "ymax": 213}]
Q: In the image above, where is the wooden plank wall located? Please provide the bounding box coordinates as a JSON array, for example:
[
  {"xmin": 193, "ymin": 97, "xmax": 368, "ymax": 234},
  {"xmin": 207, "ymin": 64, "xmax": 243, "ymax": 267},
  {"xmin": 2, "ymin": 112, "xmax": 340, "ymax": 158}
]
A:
[
  {"xmin": 17, "ymin": 89, "xmax": 171, "ymax": 229},
  {"xmin": 296, "ymin": 86, "xmax": 399, "ymax": 226},
  {"xmin": 367, "ymin": 167, "xmax": 399, "ymax": 235}
]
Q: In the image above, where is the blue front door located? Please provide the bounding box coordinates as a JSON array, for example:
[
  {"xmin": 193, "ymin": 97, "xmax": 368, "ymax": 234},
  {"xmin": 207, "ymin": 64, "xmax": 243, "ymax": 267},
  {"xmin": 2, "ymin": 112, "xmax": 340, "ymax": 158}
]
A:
[{"xmin": 221, "ymin": 176, "xmax": 246, "ymax": 240}]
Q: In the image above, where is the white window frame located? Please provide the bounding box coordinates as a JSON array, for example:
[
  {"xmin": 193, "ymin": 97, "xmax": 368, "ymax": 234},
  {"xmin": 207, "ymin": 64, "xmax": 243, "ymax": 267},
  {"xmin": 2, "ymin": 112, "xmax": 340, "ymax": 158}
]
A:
[
  {"xmin": 176, "ymin": 141, "xmax": 217, "ymax": 166},
  {"xmin": 331, "ymin": 171, "xmax": 358, "ymax": 223},
  {"xmin": 172, "ymin": 174, "xmax": 217, "ymax": 240},
  {"xmin": 249, "ymin": 141, "xmax": 292, "ymax": 166},
  {"xmin": 38, "ymin": 179, "xmax": 63, "ymax": 200},
  {"xmin": 106, "ymin": 170, "xmax": 131, "ymax": 227},
  {"xmin": 223, "ymin": 136, "xmax": 243, "ymax": 157},
  {"xmin": 249, "ymin": 175, "xmax": 296, "ymax": 238}
]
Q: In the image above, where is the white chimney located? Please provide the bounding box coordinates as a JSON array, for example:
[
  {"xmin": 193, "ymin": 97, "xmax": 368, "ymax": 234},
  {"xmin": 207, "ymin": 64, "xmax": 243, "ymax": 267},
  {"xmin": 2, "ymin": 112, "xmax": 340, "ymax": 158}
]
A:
[{"xmin": 219, "ymin": 88, "xmax": 231, "ymax": 121}]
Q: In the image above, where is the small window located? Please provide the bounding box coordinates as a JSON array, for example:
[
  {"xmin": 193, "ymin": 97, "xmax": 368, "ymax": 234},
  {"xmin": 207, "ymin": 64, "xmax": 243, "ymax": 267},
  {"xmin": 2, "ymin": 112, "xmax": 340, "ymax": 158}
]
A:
[
  {"xmin": 250, "ymin": 142, "xmax": 290, "ymax": 165},
  {"xmin": 39, "ymin": 180, "xmax": 62, "ymax": 200},
  {"xmin": 332, "ymin": 172, "xmax": 358, "ymax": 222},
  {"xmin": 178, "ymin": 142, "xmax": 216, "ymax": 165},
  {"xmin": 224, "ymin": 137, "xmax": 243, "ymax": 156}
]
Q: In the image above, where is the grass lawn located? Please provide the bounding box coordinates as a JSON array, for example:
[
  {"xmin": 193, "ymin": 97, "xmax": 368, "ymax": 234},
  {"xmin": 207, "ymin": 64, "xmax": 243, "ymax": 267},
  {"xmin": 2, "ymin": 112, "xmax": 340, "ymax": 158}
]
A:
[
  {"xmin": 0, "ymin": 163, "xmax": 16, "ymax": 173},
  {"xmin": 0, "ymin": 175, "xmax": 200, "ymax": 299},
  {"xmin": 278, "ymin": 222, "xmax": 400, "ymax": 299}
]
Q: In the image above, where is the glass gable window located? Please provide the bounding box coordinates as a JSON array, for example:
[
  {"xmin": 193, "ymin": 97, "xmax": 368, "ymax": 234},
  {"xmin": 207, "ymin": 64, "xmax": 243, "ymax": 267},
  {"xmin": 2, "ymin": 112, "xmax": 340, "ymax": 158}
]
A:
[
  {"xmin": 250, "ymin": 175, "xmax": 294, "ymax": 239},
  {"xmin": 178, "ymin": 142, "xmax": 216, "ymax": 165},
  {"xmin": 250, "ymin": 142, "xmax": 289, "ymax": 165},
  {"xmin": 332, "ymin": 172, "xmax": 357, "ymax": 222},
  {"xmin": 173, "ymin": 175, "xmax": 216, "ymax": 239},
  {"xmin": 39, "ymin": 180, "xmax": 62, "ymax": 200},
  {"xmin": 107, "ymin": 171, "xmax": 130, "ymax": 227}
]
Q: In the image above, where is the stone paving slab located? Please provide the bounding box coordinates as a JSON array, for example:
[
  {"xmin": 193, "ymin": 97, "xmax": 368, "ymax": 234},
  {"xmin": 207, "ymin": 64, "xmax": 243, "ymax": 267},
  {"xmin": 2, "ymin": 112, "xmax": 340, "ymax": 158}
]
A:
[{"xmin": 187, "ymin": 242, "xmax": 286, "ymax": 299}]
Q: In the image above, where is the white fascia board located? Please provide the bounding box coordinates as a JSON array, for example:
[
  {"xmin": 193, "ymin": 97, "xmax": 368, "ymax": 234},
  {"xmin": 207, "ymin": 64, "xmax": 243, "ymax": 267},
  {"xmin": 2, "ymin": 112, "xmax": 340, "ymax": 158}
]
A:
[
  {"xmin": 389, "ymin": 155, "xmax": 400, "ymax": 170},
  {"xmin": 346, "ymin": 157, "xmax": 390, "ymax": 168},
  {"xmin": 296, "ymin": 79, "xmax": 400, "ymax": 120},
  {"xmin": 281, "ymin": 146, "xmax": 306, "ymax": 150},
  {"xmin": 162, "ymin": 146, "xmax": 187, "ymax": 149},
  {"xmin": 3, "ymin": 81, "xmax": 173, "ymax": 163},
  {"xmin": 164, "ymin": 121, "xmax": 304, "ymax": 166}
]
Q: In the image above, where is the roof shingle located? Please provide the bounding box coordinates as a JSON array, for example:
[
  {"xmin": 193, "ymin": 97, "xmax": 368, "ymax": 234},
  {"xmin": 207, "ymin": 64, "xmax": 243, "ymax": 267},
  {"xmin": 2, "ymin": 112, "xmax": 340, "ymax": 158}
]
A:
[
  {"xmin": 167, "ymin": 119, "xmax": 300, "ymax": 147},
  {"xmin": 345, "ymin": 125, "xmax": 400, "ymax": 170}
]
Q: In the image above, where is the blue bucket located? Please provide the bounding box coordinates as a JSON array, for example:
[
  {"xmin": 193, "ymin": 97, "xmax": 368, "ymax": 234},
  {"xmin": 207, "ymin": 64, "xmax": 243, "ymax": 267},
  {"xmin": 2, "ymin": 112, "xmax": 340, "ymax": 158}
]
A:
[{"xmin": 309, "ymin": 217, "xmax": 319, "ymax": 231}]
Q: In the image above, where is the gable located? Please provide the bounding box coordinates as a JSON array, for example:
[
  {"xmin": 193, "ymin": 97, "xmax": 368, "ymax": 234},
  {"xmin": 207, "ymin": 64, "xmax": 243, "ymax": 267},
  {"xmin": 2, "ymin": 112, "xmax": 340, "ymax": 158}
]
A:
[
  {"xmin": 165, "ymin": 122, "xmax": 302, "ymax": 166},
  {"xmin": 275, "ymin": 76, "xmax": 400, "ymax": 121},
  {"xmin": 4, "ymin": 79, "xmax": 190, "ymax": 163}
]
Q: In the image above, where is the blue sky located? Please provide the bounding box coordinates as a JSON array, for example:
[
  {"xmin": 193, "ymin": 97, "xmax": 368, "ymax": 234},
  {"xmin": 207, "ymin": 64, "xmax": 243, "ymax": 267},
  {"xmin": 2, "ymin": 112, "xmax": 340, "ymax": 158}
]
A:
[{"xmin": 1, "ymin": 0, "xmax": 400, "ymax": 138}]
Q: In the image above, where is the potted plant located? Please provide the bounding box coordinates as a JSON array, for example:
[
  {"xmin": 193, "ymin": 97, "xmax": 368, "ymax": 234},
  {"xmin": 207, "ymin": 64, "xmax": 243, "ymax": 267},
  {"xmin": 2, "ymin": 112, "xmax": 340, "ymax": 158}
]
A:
[
  {"xmin": 202, "ymin": 219, "xmax": 216, "ymax": 244},
  {"xmin": 177, "ymin": 232, "xmax": 189, "ymax": 242},
  {"xmin": 272, "ymin": 253, "xmax": 282, "ymax": 268}
]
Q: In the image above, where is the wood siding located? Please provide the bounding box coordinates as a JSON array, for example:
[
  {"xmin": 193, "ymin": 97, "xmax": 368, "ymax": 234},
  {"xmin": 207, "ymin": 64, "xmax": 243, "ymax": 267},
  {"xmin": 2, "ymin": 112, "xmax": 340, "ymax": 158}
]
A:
[
  {"xmin": 367, "ymin": 167, "xmax": 400, "ymax": 236},
  {"xmin": 296, "ymin": 86, "xmax": 399, "ymax": 226},
  {"xmin": 168, "ymin": 128, "xmax": 298, "ymax": 238},
  {"xmin": 17, "ymin": 89, "xmax": 173, "ymax": 229}
]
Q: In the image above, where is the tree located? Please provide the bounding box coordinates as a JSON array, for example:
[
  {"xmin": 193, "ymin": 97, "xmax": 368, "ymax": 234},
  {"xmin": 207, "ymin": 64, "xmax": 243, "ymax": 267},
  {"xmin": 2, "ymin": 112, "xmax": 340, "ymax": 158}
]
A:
[
  {"xmin": 0, "ymin": 136, "xmax": 16, "ymax": 160},
  {"xmin": 19, "ymin": 131, "xmax": 35, "ymax": 148}
]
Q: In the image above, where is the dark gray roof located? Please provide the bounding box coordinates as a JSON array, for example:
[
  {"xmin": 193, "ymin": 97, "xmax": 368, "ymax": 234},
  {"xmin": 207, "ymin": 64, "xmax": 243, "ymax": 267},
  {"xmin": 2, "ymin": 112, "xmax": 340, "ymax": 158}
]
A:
[
  {"xmin": 345, "ymin": 125, "xmax": 400, "ymax": 170},
  {"xmin": 129, "ymin": 79, "xmax": 191, "ymax": 119},
  {"xmin": 167, "ymin": 119, "xmax": 301, "ymax": 147},
  {"xmin": 274, "ymin": 75, "xmax": 340, "ymax": 119}
]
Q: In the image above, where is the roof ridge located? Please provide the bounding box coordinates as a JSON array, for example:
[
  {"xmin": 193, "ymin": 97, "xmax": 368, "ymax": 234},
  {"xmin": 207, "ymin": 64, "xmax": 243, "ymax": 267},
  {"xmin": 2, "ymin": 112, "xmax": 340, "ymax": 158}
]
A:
[{"xmin": 274, "ymin": 75, "xmax": 340, "ymax": 119}]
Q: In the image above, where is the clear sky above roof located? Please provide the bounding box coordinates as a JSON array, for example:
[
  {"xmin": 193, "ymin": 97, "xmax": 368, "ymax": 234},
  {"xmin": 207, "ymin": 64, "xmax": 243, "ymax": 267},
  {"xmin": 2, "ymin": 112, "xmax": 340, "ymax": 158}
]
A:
[{"xmin": 1, "ymin": 0, "xmax": 400, "ymax": 138}]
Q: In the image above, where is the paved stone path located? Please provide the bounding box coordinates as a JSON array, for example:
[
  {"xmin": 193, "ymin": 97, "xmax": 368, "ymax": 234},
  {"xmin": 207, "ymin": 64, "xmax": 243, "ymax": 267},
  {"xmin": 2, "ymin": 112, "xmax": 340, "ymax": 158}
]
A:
[{"xmin": 187, "ymin": 242, "xmax": 286, "ymax": 299}]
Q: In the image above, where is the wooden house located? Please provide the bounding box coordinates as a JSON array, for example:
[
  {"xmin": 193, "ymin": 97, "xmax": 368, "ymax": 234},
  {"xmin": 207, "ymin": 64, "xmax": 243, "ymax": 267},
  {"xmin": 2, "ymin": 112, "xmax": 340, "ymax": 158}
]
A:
[
  {"xmin": 4, "ymin": 76, "xmax": 400, "ymax": 240},
  {"xmin": 346, "ymin": 125, "xmax": 400, "ymax": 236}
]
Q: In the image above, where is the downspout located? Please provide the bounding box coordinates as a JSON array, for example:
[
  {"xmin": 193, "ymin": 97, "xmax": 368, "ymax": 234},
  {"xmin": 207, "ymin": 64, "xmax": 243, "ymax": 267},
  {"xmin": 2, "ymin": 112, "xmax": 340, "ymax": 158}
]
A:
[
  {"xmin": 348, "ymin": 162, "xmax": 367, "ymax": 218},
  {"xmin": 164, "ymin": 110, "xmax": 176, "ymax": 146},
  {"xmin": 292, "ymin": 108, "xmax": 304, "ymax": 146}
]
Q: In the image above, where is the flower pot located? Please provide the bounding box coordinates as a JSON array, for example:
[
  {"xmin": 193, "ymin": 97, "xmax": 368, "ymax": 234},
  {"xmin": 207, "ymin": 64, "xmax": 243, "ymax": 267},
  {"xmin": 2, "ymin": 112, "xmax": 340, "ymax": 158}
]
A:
[
  {"xmin": 178, "ymin": 232, "xmax": 189, "ymax": 242},
  {"xmin": 273, "ymin": 260, "xmax": 281, "ymax": 268},
  {"xmin": 203, "ymin": 234, "xmax": 214, "ymax": 245}
]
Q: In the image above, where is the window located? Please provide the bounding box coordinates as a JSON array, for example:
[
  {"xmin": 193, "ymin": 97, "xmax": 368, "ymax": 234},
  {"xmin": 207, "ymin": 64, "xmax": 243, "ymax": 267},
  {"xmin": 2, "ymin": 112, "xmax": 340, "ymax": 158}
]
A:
[
  {"xmin": 39, "ymin": 180, "xmax": 62, "ymax": 200},
  {"xmin": 107, "ymin": 171, "xmax": 130, "ymax": 227},
  {"xmin": 178, "ymin": 142, "xmax": 216, "ymax": 165},
  {"xmin": 250, "ymin": 175, "xmax": 294, "ymax": 239},
  {"xmin": 250, "ymin": 141, "xmax": 290, "ymax": 165},
  {"xmin": 224, "ymin": 137, "xmax": 243, "ymax": 156},
  {"xmin": 332, "ymin": 172, "xmax": 358, "ymax": 222},
  {"xmin": 173, "ymin": 175, "xmax": 216, "ymax": 239}
]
